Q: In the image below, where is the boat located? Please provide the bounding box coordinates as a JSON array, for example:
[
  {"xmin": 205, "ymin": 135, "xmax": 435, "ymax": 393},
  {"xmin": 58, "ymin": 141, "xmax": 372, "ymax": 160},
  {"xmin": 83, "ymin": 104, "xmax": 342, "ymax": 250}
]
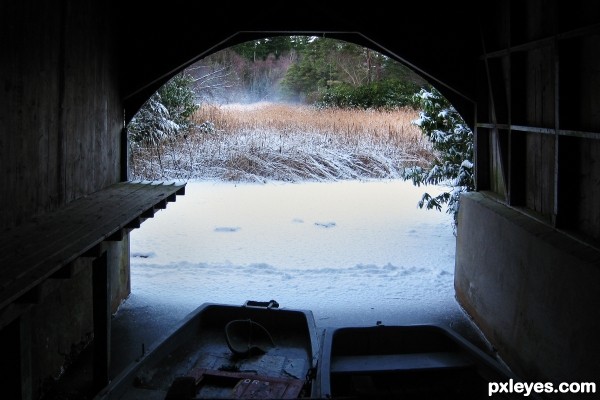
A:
[
  {"xmin": 95, "ymin": 300, "xmax": 320, "ymax": 399},
  {"xmin": 314, "ymin": 324, "xmax": 518, "ymax": 399},
  {"xmin": 95, "ymin": 301, "xmax": 517, "ymax": 399}
]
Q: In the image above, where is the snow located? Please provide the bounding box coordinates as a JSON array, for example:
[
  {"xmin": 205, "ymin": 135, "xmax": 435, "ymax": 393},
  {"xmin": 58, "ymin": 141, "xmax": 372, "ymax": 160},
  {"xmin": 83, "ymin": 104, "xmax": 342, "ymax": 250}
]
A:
[{"xmin": 120, "ymin": 178, "xmax": 472, "ymax": 332}]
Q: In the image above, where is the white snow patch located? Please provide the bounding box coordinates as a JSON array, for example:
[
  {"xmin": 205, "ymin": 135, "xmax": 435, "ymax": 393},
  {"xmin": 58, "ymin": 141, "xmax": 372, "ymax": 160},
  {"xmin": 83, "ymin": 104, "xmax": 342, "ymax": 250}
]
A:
[
  {"xmin": 126, "ymin": 179, "xmax": 460, "ymax": 327},
  {"xmin": 314, "ymin": 221, "xmax": 336, "ymax": 228},
  {"xmin": 214, "ymin": 226, "xmax": 241, "ymax": 232},
  {"xmin": 131, "ymin": 251, "xmax": 156, "ymax": 259}
]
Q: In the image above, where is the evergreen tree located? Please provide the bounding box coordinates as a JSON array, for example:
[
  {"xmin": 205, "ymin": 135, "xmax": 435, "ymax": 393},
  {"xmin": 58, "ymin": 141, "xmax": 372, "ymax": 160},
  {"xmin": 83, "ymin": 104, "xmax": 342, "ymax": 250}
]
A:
[
  {"xmin": 128, "ymin": 72, "xmax": 198, "ymax": 146},
  {"xmin": 279, "ymin": 37, "xmax": 336, "ymax": 101},
  {"xmin": 402, "ymin": 86, "xmax": 474, "ymax": 229},
  {"xmin": 280, "ymin": 37, "xmax": 425, "ymax": 106},
  {"xmin": 232, "ymin": 36, "xmax": 309, "ymax": 61}
]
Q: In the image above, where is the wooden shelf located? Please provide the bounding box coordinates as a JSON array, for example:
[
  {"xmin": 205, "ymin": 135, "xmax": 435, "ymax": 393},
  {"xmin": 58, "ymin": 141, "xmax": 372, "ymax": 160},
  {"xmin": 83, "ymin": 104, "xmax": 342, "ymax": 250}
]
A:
[{"xmin": 0, "ymin": 180, "xmax": 186, "ymax": 313}]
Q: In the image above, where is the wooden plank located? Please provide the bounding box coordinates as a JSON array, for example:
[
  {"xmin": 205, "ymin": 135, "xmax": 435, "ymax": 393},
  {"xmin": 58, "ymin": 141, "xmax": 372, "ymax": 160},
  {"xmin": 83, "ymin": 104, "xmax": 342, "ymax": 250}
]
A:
[
  {"xmin": 0, "ymin": 303, "xmax": 33, "ymax": 332},
  {"xmin": 0, "ymin": 181, "xmax": 176, "ymax": 266},
  {"xmin": 2, "ymin": 182, "xmax": 177, "ymax": 279},
  {"xmin": 0, "ymin": 181, "xmax": 147, "ymax": 254},
  {"xmin": 20, "ymin": 311, "xmax": 33, "ymax": 400},
  {"xmin": 330, "ymin": 352, "xmax": 474, "ymax": 374},
  {"xmin": 0, "ymin": 183, "xmax": 148, "ymax": 276},
  {"xmin": 181, "ymin": 368, "xmax": 305, "ymax": 399},
  {"xmin": 49, "ymin": 262, "xmax": 75, "ymax": 279},
  {"xmin": 0, "ymin": 181, "xmax": 185, "ymax": 311}
]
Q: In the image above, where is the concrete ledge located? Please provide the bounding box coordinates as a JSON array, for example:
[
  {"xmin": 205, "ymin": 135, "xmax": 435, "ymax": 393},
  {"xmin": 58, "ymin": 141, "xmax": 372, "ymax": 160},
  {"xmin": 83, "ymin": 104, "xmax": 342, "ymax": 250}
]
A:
[{"xmin": 455, "ymin": 191, "xmax": 600, "ymax": 388}]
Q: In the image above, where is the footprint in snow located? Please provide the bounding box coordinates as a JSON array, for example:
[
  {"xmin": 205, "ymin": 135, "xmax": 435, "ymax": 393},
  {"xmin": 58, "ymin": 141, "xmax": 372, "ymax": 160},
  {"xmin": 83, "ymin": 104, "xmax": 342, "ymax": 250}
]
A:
[
  {"xmin": 314, "ymin": 221, "xmax": 336, "ymax": 228},
  {"xmin": 214, "ymin": 226, "xmax": 241, "ymax": 232}
]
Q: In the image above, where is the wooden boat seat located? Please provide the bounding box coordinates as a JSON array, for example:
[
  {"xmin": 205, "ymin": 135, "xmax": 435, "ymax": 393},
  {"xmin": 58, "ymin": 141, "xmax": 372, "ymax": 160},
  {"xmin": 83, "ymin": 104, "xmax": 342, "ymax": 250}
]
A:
[{"xmin": 330, "ymin": 351, "xmax": 475, "ymax": 374}]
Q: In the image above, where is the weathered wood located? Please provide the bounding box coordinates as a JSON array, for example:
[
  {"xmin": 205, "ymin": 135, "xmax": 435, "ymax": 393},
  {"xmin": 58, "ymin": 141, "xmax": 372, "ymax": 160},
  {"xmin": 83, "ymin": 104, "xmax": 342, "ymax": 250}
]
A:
[
  {"xmin": 125, "ymin": 217, "xmax": 141, "ymax": 230},
  {"xmin": 0, "ymin": 183, "xmax": 151, "ymax": 270},
  {"xmin": 0, "ymin": 303, "xmax": 33, "ymax": 332},
  {"xmin": 330, "ymin": 352, "xmax": 474, "ymax": 374},
  {"xmin": 20, "ymin": 311, "xmax": 33, "ymax": 400},
  {"xmin": 575, "ymin": 139, "xmax": 600, "ymax": 241},
  {"xmin": 0, "ymin": 181, "xmax": 185, "ymax": 311},
  {"xmin": 49, "ymin": 262, "xmax": 76, "ymax": 279},
  {"xmin": 82, "ymin": 243, "xmax": 105, "ymax": 259}
]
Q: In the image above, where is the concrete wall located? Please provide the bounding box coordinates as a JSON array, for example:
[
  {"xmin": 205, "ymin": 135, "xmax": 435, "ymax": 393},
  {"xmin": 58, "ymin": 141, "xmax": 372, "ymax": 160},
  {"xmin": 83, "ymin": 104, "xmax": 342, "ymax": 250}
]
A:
[{"xmin": 455, "ymin": 192, "xmax": 600, "ymax": 392}]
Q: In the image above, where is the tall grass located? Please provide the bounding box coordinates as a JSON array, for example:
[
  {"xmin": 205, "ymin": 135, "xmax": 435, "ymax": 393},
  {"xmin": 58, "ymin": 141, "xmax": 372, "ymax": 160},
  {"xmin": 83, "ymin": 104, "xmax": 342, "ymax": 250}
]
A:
[{"xmin": 129, "ymin": 102, "xmax": 434, "ymax": 182}]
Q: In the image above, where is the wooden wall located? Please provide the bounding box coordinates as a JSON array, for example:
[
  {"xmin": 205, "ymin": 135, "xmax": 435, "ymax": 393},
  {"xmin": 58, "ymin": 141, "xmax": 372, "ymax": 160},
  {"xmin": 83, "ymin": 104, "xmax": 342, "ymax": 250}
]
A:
[
  {"xmin": 1, "ymin": 1, "xmax": 124, "ymax": 397},
  {"xmin": 0, "ymin": 0, "xmax": 122, "ymax": 229},
  {"xmin": 474, "ymin": 0, "xmax": 600, "ymax": 240},
  {"xmin": 456, "ymin": 0, "xmax": 600, "ymax": 390}
]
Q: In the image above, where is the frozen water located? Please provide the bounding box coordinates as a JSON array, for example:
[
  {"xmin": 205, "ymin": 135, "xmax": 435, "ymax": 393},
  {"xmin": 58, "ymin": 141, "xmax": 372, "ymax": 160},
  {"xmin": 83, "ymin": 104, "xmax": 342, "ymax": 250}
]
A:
[
  {"xmin": 110, "ymin": 178, "xmax": 491, "ymax": 374},
  {"xmin": 122, "ymin": 179, "xmax": 466, "ymax": 326}
]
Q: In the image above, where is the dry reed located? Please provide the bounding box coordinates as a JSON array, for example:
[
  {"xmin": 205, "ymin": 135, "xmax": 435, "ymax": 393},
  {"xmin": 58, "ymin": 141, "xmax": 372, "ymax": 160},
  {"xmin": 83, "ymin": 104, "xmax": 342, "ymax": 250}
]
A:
[{"xmin": 129, "ymin": 102, "xmax": 434, "ymax": 182}]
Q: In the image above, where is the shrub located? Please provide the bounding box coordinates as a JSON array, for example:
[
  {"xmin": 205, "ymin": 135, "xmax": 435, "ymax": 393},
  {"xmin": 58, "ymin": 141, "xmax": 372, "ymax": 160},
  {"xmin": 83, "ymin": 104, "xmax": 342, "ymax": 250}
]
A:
[
  {"xmin": 402, "ymin": 86, "xmax": 474, "ymax": 229},
  {"xmin": 315, "ymin": 79, "xmax": 420, "ymax": 110},
  {"xmin": 128, "ymin": 73, "xmax": 198, "ymax": 146}
]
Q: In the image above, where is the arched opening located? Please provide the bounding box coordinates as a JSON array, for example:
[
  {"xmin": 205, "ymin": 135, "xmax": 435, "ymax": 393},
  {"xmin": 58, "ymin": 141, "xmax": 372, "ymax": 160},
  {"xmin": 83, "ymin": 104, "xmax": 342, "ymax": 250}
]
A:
[
  {"xmin": 115, "ymin": 34, "xmax": 486, "ymax": 375},
  {"xmin": 6, "ymin": 3, "xmax": 595, "ymax": 397}
]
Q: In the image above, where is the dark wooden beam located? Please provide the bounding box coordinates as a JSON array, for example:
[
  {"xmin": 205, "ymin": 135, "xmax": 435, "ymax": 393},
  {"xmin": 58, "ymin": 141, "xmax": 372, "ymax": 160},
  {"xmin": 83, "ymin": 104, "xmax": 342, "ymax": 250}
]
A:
[
  {"xmin": 49, "ymin": 262, "xmax": 75, "ymax": 279},
  {"xmin": 141, "ymin": 207, "xmax": 155, "ymax": 218},
  {"xmin": 82, "ymin": 243, "xmax": 105, "ymax": 258},
  {"xmin": 0, "ymin": 181, "xmax": 185, "ymax": 315},
  {"xmin": 125, "ymin": 217, "xmax": 141, "ymax": 230},
  {"xmin": 156, "ymin": 199, "xmax": 167, "ymax": 209},
  {"xmin": 0, "ymin": 303, "xmax": 32, "ymax": 331},
  {"xmin": 106, "ymin": 229, "xmax": 124, "ymax": 242},
  {"xmin": 20, "ymin": 313, "xmax": 32, "ymax": 400}
]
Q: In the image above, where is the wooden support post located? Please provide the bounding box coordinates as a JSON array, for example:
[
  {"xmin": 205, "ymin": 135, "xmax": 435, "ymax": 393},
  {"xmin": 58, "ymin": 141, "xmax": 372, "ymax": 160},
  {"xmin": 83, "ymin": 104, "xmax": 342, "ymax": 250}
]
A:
[
  {"xmin": 156, "ymin": 199, "xmax": 167, "ymax": 209},
  {"xmin": 0, "ymin": 314, "xmax": 32, "ymax": 399},
  {"xmin": 92, "ymin": 251, "xmax": 111, "ymax": 391},
  {"xmin": 141, "ymin": 207, "xmax": 155, "ymax": 218},
  {"xmin": 125, "ymin": 217, "xmax": 141, "ymax": 230},
  {"xmin": 0, "ymin": 319, "xmax": 21, "ymax": 398},
  {"xmin": 20, "ymin": 312, "xmax": 32, "ymax": 400},
  {"xmin": 107, "ymin": 229, "xmax": 124, "ymax": 241}
]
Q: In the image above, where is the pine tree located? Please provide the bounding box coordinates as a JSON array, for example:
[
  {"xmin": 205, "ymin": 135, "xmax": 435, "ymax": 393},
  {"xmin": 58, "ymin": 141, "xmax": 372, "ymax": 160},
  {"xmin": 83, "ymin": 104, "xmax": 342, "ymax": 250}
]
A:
[
  {"xmin": 128, "ymin": 72, "xmax": 198, "ymax": 146},
  {"xmin": 402, "ymin": 86, "xmax": 474, "ymax": 229}
]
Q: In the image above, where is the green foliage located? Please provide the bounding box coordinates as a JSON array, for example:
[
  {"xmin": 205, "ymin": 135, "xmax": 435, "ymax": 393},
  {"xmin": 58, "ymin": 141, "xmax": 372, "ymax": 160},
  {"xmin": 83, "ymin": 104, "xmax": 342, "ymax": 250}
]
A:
[
  {"xmin": 159, "ymin": 74, "xmax": 198, "ymax": 126},
  {"xmin": 279, "ymin": 38, "xmax": 336, "ymax": 101},
  {"xmin": 315, "ymin": 79, "xmax": 420, "ymax": 110},
  {"xmin": 402, "ymin": 86, "xmax": 474, "ymax": 228},
  {"xmin": 232, "ymin": 36, "xmax": 311, "ymax": 61},
  {"xmin": 278, "ymin": 37, "xmax": 425, "ymax": 107},
  {"xmin": 128, "ymin": 73, "xmax": 198, "ymax": 146}
]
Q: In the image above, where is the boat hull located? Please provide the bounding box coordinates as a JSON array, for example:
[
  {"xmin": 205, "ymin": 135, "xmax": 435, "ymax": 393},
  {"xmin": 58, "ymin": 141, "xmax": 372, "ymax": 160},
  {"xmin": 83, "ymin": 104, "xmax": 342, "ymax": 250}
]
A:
[
  {"xmin": 314, "ymin": 324, "xmax": 517, "ymax": 399},
  {"xmin": 96, "ymin": 301, "xmax": 319, "ymax": 399}
]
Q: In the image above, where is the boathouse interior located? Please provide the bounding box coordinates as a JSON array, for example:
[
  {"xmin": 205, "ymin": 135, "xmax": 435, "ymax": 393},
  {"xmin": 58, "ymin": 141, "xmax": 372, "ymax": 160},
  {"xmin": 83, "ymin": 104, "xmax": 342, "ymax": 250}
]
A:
[{"xmin": 1, "ymin": 1, "xmax": 599, "ymax": 398}]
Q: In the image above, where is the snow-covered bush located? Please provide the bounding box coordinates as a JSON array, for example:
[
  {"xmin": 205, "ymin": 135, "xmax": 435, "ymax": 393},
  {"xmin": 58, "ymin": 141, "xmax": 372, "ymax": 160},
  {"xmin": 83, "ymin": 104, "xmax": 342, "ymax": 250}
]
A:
[
  {"xmin": 197, "ymin": 121, "xmax": 216, "ymax": 134},
  {"xmin": 128, "ymin": 73, "xmax": 198, "ymax": 146},
  {"xmin": 403, "ymin": 86, "xmax": 474, "ymax": 229}
]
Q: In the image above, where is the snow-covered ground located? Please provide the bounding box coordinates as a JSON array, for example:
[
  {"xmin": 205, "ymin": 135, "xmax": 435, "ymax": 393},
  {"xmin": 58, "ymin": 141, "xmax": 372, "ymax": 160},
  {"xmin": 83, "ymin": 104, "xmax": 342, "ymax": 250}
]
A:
[
  {"xmin": 122, "ymin": 178, "xmax": 465, "ymax": 323},
  {"xmin": 109, "ymin": 178, "xmax": 491, "ymax": 373}
]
